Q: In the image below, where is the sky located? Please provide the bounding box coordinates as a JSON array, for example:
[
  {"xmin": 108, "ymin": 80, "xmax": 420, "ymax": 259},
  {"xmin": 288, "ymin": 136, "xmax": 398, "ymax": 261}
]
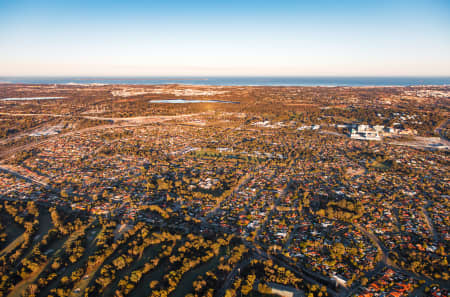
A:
[{"xmin": 0, "ymin": 0, "xmax": 449, "ymax": 77}]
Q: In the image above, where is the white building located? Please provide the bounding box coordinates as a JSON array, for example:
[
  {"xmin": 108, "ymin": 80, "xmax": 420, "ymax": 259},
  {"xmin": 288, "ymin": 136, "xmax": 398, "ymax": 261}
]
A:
[
  {"xmin": 331, "ymin": 274, "xmax": 348, "ymax": 288},
  {"xmin": 350, "ymin": 125, "xmax": 382, "ymax": 141}
]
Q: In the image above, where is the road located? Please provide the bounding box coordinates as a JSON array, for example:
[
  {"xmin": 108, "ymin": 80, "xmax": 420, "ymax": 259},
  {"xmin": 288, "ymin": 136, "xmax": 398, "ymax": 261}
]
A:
[
  {"xmin": 422, "ymin": 200, "xmax": 440, "ymax": 243},
  {"xmin": 0, "ymin": 112, "xmax": 204, "ymax": 160},
  {"xmin": 434, "ymin": 118, "xmax": 449, "ymax": 139},
  {"xmin": 0, "ymin": 111, "xmax": 205, "ymax": 123},
  {"xmin": 1, "ymin": 110, "xmax": 447, "ymax": 295},
  {"xmin": 216, "ymin": 259, "xmax": 251, "ymax": 297},
  {"xmin": 205, "ymin": 170, "xmax": 254, "ymax": 220},
  {"xmin": 352, "ymin": 223, "xmax": 441, "ymax": 297},
  {"xmin": 0, "ymin": 165, "xmax": 48, "ymax": 187},
  {"xmin": 0, "ymin": 112, "xmax": 67, "ymax": 117}
]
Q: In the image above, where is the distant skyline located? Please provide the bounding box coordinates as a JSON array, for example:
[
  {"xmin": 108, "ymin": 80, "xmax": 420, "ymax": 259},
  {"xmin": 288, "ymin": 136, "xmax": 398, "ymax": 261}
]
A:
[{"xmin": 1, "ymin": 0, "xmax": 449, "ymax": 77}]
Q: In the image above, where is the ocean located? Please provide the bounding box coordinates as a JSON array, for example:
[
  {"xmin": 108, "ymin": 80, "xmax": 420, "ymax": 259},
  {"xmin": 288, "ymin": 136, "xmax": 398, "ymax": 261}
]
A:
[{"xmin": 0, "ymin": 76, "xmax": 449, "ymax": 87}]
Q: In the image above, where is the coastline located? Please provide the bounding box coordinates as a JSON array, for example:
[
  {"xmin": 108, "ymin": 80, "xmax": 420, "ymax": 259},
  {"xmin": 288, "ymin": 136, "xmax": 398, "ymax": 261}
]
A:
[{"xmin": 0, "ymin": 76, "xmax": 449, "ymax": 87}]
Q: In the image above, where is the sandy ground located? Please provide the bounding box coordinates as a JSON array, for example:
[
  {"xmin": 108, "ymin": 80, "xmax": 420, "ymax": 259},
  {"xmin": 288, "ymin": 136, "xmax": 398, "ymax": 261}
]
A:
[{"xmin": 390, "ymin": 136, "xmax": 449, "ymax": 150}]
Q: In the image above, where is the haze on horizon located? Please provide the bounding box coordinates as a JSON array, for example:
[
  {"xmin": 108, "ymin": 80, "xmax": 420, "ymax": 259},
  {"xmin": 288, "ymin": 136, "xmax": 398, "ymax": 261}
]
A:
[{"xmin": 0, "ymin": 0, "xmax": 449, "ymax": 77}]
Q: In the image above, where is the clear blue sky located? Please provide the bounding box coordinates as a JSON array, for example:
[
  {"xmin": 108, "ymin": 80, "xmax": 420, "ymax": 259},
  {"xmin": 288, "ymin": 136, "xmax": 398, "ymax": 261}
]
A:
[{"xmin": 1, "ymin": 0, "xmax": 449, "ymax": 76}]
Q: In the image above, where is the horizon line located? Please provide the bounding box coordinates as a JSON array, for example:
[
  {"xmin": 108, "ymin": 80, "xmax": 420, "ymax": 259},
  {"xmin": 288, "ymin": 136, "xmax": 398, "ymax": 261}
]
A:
[{"xmin": 1, "ymin": 75, "xmax": 450, "ymax": 78}]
